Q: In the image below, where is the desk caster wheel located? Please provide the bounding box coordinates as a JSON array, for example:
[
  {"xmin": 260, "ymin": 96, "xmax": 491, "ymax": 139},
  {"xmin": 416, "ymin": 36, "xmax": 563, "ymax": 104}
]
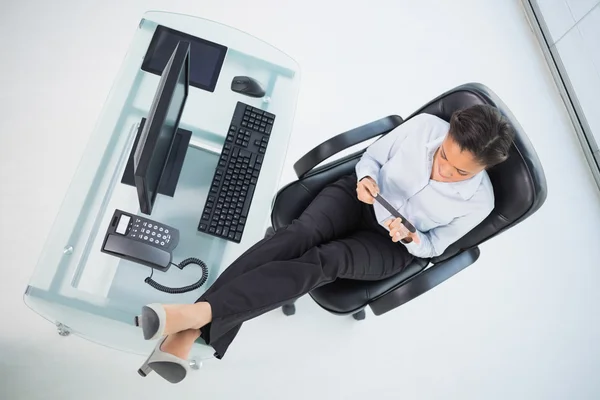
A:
[
  {"xmin": 282, "ymin": 304, "xmax": 296, "ymax": 316},
  {"xmin": 352, "ymin": 310, "xmax": 366, "ymax": 321}
]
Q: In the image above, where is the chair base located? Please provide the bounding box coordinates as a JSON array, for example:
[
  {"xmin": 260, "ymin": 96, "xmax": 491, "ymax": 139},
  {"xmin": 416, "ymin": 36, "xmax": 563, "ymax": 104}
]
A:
[
  {"xmin": 282, "ymin": 303, "xmax": 296, "ymax": 316},
  {"xmin": 352, "ymin": 310, "xmax": 366, "ymax": 321},
  {"xmin": 281, "ymin": 302, "xmax": 366, "ymax": 321}
]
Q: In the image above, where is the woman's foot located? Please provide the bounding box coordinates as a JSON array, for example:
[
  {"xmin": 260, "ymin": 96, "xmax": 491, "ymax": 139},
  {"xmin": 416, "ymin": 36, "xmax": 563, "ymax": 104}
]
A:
[
  {"xmin": 138, "ymin": 302, "xmax": 213, "ymax": 339},
  {"xmin": 160, "ymin": 329, "xmax": 201, "ymax": 359}
]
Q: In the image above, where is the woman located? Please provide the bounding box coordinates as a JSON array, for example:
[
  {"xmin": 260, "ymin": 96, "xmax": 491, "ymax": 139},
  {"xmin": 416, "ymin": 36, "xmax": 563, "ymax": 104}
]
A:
[{"xmin": 136, "ymin": 104, "xmax": 514, "ymax": 383}]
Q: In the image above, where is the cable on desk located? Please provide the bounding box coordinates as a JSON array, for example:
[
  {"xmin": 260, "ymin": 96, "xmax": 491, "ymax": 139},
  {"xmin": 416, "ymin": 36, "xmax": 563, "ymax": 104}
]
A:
[{"xmin": 144, "ymin": 257, "xmax": 209, "ymax": 294}]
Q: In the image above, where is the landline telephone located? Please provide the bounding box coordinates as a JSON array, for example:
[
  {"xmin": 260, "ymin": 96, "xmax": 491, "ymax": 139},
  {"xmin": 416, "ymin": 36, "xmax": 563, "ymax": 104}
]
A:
[{"xmin": 101, "ymin": 209, "xmax": 208, "ymax": 294}]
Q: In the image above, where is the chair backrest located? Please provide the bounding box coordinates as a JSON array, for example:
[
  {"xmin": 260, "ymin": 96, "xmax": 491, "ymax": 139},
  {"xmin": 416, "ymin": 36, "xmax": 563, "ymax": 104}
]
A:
[{"xmin": 411, "ymin": 83, "xmax": 547, "ymax": 262}]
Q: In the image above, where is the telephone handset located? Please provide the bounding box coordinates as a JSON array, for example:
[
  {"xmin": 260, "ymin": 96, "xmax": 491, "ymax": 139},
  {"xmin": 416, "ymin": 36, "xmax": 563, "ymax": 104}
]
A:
[
  {"xmin": 101, "ymin": 209, "xmax": 208, "ymax": 294},
  {"xmin": 101, "ymin": 209, "xmax": 180, "ymax": 271}
]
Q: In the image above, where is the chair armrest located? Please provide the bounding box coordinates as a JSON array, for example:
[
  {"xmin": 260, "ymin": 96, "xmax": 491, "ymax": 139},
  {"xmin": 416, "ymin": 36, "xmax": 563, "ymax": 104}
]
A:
[
  {"xmin": 293, "ymin": 115, "xmax": 404, "ymax": 178},
  {"xmin": 368, "ymin": 247, "xmax": 481, "ymax": 316}
]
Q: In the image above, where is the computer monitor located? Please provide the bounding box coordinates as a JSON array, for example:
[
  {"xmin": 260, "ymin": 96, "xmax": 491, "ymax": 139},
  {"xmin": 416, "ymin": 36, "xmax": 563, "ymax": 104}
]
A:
[{"xmin": 134, "ymin": 41, "xmax": 190, "ymax": 215}]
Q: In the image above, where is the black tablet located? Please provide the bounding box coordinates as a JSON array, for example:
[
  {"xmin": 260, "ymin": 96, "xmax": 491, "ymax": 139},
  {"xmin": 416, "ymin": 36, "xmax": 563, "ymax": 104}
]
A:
[{"xmin": 142, "ymin": 25, "xmax": 227, "ymax": 92}]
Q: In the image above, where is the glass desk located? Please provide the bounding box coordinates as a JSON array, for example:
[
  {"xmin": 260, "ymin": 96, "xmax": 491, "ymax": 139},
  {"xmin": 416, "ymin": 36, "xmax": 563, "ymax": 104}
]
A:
[{"xmin": 24, "ymin": 11, "xmax": 300, "ymax": 365}]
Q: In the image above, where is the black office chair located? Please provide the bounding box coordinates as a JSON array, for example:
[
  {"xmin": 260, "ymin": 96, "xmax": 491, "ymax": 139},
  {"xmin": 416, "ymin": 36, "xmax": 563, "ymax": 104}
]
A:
[{"xmin": 266, "ymin": 83, "xmax": 547, "ymax": 320}]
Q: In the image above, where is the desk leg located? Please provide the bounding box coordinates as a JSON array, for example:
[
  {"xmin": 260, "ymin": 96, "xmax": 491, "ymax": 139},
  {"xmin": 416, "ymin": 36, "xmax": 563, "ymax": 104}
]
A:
[
  {"xmin": 189, "ymin": 359, "xmax": 201, "ymax": 370},
  {"xmin": 56, "ymin": 322, "xmax": 71, "ymax": 337}
]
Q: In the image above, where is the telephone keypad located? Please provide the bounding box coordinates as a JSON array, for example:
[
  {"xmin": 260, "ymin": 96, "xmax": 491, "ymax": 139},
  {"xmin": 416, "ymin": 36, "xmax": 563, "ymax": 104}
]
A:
[{"xmin": 126, "ymin": 217, "xmax": 172, "ymax": 248}]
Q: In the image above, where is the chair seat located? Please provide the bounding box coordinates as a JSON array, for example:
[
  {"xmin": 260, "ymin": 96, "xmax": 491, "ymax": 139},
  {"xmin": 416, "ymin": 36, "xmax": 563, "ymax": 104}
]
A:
[{"xmin": 309, "ymin": 258, "xmax": 429, "ymax": 314}]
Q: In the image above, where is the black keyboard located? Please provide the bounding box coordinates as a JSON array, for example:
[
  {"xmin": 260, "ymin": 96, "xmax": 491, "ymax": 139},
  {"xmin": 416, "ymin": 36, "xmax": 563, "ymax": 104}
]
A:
[{"xmin": 198, "ymin": 102, "xmax": 276, "ymax": 243}]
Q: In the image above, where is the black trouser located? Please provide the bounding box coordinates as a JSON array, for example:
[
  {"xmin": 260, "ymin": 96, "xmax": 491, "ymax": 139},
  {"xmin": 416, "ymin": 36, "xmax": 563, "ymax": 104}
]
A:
[{"xmin": 197, "ymin": 173, "xmax": 414, "ymax": 358}]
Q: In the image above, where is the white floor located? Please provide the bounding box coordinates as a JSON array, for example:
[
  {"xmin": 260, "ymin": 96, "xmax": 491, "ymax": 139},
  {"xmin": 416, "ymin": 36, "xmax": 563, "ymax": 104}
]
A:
[{"xmin": 1, "ymin": 0, "xmax": 600, "ymax": 399}]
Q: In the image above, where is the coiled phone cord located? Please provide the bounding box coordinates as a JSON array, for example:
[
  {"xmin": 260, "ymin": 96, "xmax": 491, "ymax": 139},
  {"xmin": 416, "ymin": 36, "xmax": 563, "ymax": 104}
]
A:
[{"xmin": 144, "ymin": 257, "xmax": 209, "ymax": 294}]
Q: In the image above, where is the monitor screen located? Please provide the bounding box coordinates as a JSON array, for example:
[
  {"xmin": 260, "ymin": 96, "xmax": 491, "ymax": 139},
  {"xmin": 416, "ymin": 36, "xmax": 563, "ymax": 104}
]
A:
[
  {"xmin": 142, "ymin": 25, "xmax": 227, "ymax": 92},
  {"xmin": 134, "ymin": 41, "xmax": 190, "ymax": 215},
  {"xmin": 146, "ymin": 64, "xmax": 186, "ymax": 206}
]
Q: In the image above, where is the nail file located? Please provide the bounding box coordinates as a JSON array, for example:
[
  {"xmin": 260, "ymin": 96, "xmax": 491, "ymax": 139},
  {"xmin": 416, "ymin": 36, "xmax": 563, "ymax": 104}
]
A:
[{"xmin": 374, "ymin": 193, "xmax": 416, "ymax": 233}]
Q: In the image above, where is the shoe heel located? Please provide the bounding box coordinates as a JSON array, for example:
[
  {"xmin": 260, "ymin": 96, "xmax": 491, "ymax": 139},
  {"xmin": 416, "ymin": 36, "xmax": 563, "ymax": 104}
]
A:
[
  {"xmin": 140, "ymin": 304, "xmax": 166, "ymax": 340},
  {"xmin": 138, "ymin": 362, "xmax": 152, "ymax": 377}
]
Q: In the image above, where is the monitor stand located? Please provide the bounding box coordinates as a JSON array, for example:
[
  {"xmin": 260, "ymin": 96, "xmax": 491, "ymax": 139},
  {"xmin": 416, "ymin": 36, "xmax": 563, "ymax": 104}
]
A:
[{"xmin": 121, "ymin": 118, "xmax": 192, "ymax": 197}]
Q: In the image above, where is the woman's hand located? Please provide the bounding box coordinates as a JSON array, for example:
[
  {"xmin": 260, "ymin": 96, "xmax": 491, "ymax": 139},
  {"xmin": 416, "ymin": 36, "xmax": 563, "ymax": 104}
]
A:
[
  {"xmin": 356, "ymin": 177, "xmax": 380, "ymax": 204},
  {"xmin": 384, "ymin": 217, "xmax": 421, "ymax": 244}
]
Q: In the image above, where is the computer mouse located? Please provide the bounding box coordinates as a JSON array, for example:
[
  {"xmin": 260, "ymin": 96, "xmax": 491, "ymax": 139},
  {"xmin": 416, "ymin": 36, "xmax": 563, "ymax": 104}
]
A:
[{"xmin": 231, "ymin": 76, "xmax": 266, "ymax": 98}]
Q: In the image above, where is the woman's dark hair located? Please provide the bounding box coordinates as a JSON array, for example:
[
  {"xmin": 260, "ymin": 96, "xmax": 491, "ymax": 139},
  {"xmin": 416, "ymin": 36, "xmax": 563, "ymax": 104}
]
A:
[{"xmin": 448, "ymin": 104, "xmax": 515, "ymax": 168}]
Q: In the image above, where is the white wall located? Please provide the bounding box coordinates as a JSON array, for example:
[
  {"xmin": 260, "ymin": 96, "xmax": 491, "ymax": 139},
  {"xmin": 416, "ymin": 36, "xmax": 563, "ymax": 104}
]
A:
[{"xmin": 1, "ymin": 0, "xmax": 600, "ymax": 399}]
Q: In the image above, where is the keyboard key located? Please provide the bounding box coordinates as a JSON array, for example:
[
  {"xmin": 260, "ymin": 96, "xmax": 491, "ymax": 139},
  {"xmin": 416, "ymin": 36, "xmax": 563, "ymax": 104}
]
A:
[
  {"xmin": 199, "ymin": 224, "xmax": 207, "ymax": 231},
  {"xmin": 239, "ymin": 149, "xmax": 251, "ymax": 158},
  {"xmin": 216, "ymin": 227, "xmax": 223, "ymax": 235},
  {"xmin": 241, "ymin": 185, "xmax": 255, "ymax": 217},
  {"xmin": 235, "ymin": 232, "xmax": 242, "ymax": 242}
]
